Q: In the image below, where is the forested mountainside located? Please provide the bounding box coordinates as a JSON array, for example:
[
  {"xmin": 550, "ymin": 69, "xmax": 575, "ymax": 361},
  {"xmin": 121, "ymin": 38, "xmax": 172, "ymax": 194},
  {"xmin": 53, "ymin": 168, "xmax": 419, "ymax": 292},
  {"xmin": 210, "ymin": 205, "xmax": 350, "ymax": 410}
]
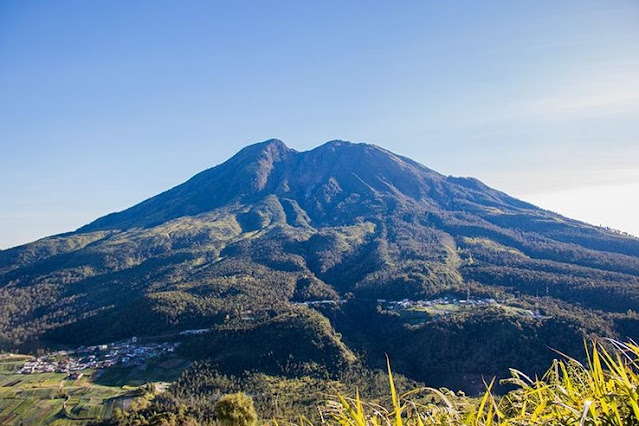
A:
[{"xmin": 2, "ymin": 139, "xmax": 639, "ymax": 392}]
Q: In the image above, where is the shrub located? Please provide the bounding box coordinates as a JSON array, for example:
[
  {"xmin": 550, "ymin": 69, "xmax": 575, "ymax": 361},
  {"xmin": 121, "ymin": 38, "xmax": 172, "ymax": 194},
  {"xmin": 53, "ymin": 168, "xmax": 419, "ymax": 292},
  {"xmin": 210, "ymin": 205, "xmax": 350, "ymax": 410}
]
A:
[{"xmin": 214, "ymin": 392, "xmax": 258, "ymax": 426}]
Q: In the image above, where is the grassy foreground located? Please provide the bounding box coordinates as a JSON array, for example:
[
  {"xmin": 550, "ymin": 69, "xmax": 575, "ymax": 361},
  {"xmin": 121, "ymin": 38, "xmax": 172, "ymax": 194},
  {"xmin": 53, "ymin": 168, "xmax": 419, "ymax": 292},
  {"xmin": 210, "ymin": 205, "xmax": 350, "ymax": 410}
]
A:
[
  {"xmin": 326, "ymin": 340, "xmax": 639, "ymax": 426},
  {"xmin": 5, "ymin": 339, "xmax": 639, "ymax": 425}
]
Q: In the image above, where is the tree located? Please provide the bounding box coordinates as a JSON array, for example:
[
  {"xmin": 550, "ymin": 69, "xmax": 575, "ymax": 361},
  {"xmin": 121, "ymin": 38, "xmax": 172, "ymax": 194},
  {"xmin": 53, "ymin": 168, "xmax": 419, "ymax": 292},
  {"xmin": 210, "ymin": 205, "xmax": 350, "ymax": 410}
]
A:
[{"xmin": 213, "ymin": 392, "xmax": 257, "ymax": 426}]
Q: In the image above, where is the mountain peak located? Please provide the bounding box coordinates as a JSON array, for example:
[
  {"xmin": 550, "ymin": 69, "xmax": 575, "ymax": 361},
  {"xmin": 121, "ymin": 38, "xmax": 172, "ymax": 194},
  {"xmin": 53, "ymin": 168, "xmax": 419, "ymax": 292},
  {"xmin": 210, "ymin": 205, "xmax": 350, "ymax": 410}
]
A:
[
  {"xmin": 321, "ymin": 139, "xmax": 355, "ymax": 147},
  {"xmin": 232, "ymin": 138, "xmax": 292, "ymax": 161},
  {"xmin": 317, "ymin": 139, "xmax": 380, "ymax": 151},
  {"xmin": 256, "ymin": 138, "xmax": 290, "ymax": 151},
  {"xmin": 76, "ymin": 140, "xmax": 545, "ymax": 232}
]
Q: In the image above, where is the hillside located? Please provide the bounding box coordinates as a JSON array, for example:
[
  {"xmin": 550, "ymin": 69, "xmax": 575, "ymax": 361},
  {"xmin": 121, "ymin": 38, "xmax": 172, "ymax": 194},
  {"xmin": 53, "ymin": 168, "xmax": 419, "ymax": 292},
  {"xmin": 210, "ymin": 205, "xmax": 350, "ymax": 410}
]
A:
[{"xmin": 2, "ymin": 139, "xmax": 639, "ymax": 391}]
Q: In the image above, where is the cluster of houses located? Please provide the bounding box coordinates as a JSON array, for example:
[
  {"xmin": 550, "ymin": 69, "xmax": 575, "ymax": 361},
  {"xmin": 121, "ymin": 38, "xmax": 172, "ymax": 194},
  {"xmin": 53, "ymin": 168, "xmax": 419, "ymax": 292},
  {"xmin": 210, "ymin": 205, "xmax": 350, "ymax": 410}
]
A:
[
  {"xmin": 18, "ymin": 338, "xmax": 180, "ymax": 375},
  {"xmin": 295, "ymin": 299, "xmax": 346, "ymax": 307},
  {"xmin": 293, "ymin": 296, "xmax": 545, "ymax": 320},
  {"xmin": 380, "ymin": 297, "xmax": 546, "ymax": 319},
  {"xmin": 294, "ymin": 297, "xmax": 502, "ymax": 309},
  {"xmin": 381, "ymin": 296, "xmax": 498, "ymax": 310}
]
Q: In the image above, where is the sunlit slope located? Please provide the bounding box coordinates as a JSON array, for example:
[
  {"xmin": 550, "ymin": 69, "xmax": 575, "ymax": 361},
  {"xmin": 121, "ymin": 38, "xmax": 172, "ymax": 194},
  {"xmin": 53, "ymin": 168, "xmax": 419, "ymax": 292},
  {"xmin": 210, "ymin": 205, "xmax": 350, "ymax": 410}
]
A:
[{"xmin": 1, "ymin": 139, "xmax": 639, "ymax": 349}]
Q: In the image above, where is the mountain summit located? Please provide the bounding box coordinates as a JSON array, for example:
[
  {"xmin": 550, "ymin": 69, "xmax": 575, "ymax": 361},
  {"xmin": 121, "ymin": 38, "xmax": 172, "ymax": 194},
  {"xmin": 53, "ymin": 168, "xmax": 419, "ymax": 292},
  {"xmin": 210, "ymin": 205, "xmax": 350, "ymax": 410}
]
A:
[
  {"xmin": 80, "ymin": 139, "xmax": 532, "ymax": 232},
  {"xmin": 2, "ymin": 140, "xmax": 639, "ymax": 380}
]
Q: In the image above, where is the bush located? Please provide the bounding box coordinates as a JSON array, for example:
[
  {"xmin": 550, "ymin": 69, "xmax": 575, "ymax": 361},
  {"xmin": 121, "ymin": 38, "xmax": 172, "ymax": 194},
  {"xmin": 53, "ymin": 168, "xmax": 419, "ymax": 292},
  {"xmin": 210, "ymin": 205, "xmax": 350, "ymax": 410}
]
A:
[{"xmin": 213, "ymin": 392, "xmax": 258, "ymax": 426}]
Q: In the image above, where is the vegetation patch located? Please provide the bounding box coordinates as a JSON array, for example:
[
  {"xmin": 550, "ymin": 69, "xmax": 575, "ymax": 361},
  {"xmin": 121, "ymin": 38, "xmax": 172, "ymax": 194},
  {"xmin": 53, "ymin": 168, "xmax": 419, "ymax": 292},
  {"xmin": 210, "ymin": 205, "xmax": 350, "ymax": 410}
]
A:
[{"xmin": 0, "ymin": 351, "xmax": 189, "ymax": 425}]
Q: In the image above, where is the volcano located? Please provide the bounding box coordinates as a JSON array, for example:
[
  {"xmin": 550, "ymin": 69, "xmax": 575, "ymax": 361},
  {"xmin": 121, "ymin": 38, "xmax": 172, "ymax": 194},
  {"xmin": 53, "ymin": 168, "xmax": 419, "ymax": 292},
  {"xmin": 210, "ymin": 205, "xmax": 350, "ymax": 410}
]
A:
[{"xmin": 2, "ymin": 139, "xmax": 639, "ymax": 386}]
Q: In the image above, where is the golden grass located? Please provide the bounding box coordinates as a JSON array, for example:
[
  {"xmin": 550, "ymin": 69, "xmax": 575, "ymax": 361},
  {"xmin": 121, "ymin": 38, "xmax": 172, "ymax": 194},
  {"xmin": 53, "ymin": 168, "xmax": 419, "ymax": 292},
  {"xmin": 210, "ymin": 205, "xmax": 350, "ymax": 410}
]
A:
[{"xmin": 319, "ymin": 340, "xmax": 639, "ymax": 425}]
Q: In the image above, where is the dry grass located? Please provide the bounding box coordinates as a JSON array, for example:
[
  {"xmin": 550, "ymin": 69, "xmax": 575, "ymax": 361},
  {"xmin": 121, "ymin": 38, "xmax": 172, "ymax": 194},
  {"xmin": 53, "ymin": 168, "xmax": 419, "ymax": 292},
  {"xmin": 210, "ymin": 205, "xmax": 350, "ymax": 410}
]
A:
[{"xmin": 318, "ymin": 340, "xmax": 639, "ymax": 425}]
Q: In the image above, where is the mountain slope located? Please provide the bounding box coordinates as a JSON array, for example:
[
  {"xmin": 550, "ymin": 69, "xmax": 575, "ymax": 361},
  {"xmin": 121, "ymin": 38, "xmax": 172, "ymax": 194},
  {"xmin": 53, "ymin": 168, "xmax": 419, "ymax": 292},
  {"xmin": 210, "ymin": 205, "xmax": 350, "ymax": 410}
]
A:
[{"xmin": 2, "ymin": 139, "xmax": 639, "ymax": 388}]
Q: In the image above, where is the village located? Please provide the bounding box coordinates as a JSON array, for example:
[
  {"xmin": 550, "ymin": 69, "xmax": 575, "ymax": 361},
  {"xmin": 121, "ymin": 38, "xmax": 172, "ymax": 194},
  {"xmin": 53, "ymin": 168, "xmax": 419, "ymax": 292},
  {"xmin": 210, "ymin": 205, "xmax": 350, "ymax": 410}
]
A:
[
  {"xmin": 380, "ymin": 296, "xmax": 547, "ymax": 320},
  {"xmin": 295, "ymin": 296, "xmax": 545, "ymax": 321},
  {"xmin": 381, "ymin": 296, "xmax": 498, "ymax": 310},
  {"xmin": 17, "ymin": 337, "xmax": 180, "ymax": 376},
  {"xmin": 16, "ymin": 297, "xmax": 542, "ymax": 377}
]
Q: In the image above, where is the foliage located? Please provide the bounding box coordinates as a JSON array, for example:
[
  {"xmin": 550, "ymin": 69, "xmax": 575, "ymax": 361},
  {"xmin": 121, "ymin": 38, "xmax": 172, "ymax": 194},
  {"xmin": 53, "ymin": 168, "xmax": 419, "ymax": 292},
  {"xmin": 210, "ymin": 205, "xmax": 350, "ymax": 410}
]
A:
[
  {"xmin": 325, "ymin": 340, "xmax": 639, "ymax": 425},
  {"xmin": 214, "ymin": 392, "xmax": 258, "ymax": 426},
  {"xmin": 2, "ymin": 139, "xmax": 639, "ymax": 418},
  {"xmin": 101, "ymin": 404, "xmax": 200, "ymax": 426},
  {"xmin": 179, "ymin": 307, "xmax": 356, "ymax": 377}
]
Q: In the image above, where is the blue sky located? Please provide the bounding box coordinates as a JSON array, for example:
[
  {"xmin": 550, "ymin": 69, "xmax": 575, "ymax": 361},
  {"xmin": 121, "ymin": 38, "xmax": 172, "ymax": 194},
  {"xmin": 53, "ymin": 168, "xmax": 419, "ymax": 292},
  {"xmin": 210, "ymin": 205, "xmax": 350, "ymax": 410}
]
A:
[{"xmin": 1, "ymin": 1, "xmax": 638, "ymax": 249}]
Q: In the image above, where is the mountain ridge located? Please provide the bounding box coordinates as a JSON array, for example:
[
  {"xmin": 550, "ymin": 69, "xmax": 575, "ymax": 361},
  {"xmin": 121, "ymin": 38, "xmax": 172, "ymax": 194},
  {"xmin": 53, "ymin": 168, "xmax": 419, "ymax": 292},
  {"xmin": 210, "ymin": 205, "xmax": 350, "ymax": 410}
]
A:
[
  {"xmin": 2, "ymin": 139, "xmax": 639, "ymax": 391},
  {"xmin": 76, "ymin": 139, "xmax": 542, "ymax": 233}
]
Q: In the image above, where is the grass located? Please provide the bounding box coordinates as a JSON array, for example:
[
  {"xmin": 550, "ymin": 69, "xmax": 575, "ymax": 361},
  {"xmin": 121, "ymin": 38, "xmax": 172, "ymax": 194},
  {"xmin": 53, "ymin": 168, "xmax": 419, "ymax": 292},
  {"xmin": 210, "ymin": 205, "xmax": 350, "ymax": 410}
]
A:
[
  {"xmin": 95, "ymin": 358, "xmax": 190, "ymax": 387},
  {"xmin": 0, "ymin": 358, "xmax": 31, "ymax": 374},
  {"xmin": 324, "ymin": 339, "xmax": 639, "ymax": 425},
  {"xmin": 461, "ymin": 237, "xmax": 526, "ymax": 258},
  {"xmin": 399, "ymin": 304, "xmax": 460, "ymax": 325}
]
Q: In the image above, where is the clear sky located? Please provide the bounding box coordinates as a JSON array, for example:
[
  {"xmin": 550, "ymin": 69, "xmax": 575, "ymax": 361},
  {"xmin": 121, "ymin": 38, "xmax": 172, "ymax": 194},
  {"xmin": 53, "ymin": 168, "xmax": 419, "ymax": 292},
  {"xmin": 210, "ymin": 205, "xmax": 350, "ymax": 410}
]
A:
[{"xmin": 1, "ymin": 1, "xmax": 638, "ymax": 249}]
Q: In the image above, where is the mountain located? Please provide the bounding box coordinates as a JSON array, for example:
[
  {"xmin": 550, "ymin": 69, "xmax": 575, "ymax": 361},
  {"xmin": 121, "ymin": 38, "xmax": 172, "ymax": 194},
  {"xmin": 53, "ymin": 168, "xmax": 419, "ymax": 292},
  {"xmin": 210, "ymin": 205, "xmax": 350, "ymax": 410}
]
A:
[{"xmin": 2, "ymin": 139, "xmax": 639, "ymax": 389}]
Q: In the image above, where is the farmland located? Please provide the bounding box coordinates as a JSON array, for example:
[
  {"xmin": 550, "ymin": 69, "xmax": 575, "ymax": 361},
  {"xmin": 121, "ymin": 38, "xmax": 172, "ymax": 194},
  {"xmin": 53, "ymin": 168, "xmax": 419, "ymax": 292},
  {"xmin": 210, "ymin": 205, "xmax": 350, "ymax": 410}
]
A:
[
  {"xmin": 0, "ymin": 353, "xmax": 190, "ymax": 425},
  {"xmin": 377, "ymin": 297, "xmax": 541, "ymax": 326}
]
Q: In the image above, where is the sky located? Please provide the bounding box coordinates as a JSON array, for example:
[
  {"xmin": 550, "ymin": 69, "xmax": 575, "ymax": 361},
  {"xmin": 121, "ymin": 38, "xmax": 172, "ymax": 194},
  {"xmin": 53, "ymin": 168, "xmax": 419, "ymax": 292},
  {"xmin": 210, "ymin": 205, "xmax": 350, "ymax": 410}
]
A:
[{"xmin": 1, "ymin": 1, "xmax": 638, "ymax": 249}]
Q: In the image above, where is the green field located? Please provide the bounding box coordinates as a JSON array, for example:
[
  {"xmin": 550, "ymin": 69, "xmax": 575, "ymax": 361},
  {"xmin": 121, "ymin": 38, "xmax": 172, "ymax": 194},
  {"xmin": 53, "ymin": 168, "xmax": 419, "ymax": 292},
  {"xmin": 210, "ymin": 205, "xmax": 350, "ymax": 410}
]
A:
[
  {"xmin": 96, "ymin": 357, "xmax": 190, "ymax": 387},
  {"xmin": 396, "ymin": 301, "xmax": 535, "ymax": 325},
  {"xmin": 0, "ymin": 354, "xmax": 190, "ymax": 425}
]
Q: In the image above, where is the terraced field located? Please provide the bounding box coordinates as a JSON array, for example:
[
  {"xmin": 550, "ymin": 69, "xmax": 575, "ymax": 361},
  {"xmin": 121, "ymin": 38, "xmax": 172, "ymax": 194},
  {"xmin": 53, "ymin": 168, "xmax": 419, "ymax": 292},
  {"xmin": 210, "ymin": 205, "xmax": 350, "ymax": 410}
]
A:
[{"xmin": 0, "ymin": 354, "xmax": 190, "ymax": 425}]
